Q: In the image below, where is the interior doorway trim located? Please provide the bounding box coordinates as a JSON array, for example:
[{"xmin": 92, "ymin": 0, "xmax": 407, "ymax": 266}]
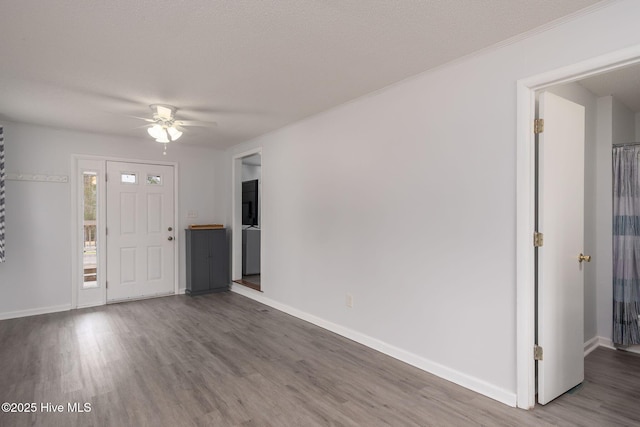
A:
[
  {"xmin": 70, "ymin": 154, "xmax": 180, "ymax": 309},
  {"xmin": 231, "ymin": 147, "xmax": 262, "ymax": 289},
  {"xmin": 516, "ymin": 45, "xmax": 640, "ymax": 409}
]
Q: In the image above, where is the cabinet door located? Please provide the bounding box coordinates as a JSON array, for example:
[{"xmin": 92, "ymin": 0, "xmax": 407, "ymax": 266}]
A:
[
  {"xmin": 210, "ymin": 230, "xmax": 229, "ymax": 289},
  {"xmin": 189, "ymin": 231, "xmax": 211, "ymax": 293}
]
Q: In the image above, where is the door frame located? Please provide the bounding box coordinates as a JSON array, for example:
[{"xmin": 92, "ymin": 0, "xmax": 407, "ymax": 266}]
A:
[
  {"xmin": 70, "ymin": 155, "xmax": 180, "ymax": 309},
  {"xmin": 231, "ymin": 147, "xmax": 262, "ymax": 285},
  {"xmin": 516, "ymin": 45, "xmax": 640, "ymax": 409}
]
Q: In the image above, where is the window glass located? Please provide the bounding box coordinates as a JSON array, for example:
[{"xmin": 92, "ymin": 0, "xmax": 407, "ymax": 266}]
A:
[
  {"xmin": 121, "ymin": 173, "xmax": 136, "ymax": 184},
  {"xmin": 147, "ymin": 175, "xmax": 161, "ymax": 185},
  {"xmin": 83, "ymin": 172, "xmax": 98, "ymax": 288}
]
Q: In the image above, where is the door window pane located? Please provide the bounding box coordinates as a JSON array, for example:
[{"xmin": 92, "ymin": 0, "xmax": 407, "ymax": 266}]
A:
[
  {"xmin": 147, "ymin": 174, "xmax": 162, "ymax": 185},
  {"xmin": 121, "ymin": 173, "xmax": 137, "ymax": 184}
]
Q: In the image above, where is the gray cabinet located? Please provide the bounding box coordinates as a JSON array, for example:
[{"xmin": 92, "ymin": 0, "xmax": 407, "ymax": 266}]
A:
[{"xmin": 186, "ymin": 228, "xmax": 229, "ymax": 295}]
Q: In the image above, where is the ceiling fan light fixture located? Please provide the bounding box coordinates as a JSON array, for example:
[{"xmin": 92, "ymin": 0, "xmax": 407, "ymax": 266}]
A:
[
  {"xmin": 145, "ymin": 104, "xmax": 188, "ymax": 155},
  {"xmin": 155, "ymin": 132, "xmax": 170, "ymax": 143},
  {"xmin": 167, "ymin": 126, "xmax": 183, "ymax": 141},
  {"xmin": 147, "ymin": 124, "xmax": 164, "ymax": 140}
]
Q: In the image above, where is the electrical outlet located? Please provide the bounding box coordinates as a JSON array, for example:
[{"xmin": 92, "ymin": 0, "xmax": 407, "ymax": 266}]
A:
[{"xmin": 346, "ymin": 293, "xmax": 353, "ymax": 308}]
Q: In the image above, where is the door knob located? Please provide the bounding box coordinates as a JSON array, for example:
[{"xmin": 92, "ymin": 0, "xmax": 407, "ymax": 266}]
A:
[
  {"xmin": 168, "ymin": 236, "xmax": 174, "ymax": 241},
  {"xmin": 578, "ymin": 253, "xmax": 591, "ymax": 263}
]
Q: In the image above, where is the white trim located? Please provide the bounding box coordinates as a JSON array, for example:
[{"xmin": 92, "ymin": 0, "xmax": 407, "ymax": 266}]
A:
[
  {"xmin": 584, "ymin": 336, "xmax": 600, "ymax": 356},
  {"xmin": 70, "ymin": 158, "xmax": 79, "ymax": 309},
  {"xmin": 231, "ymin": 148, "xmax": 262, "ymax": 284},
  {"xmin": 230, "ymin": 284, "xmax": 516, "ymax": 407},
  {"xmin": 584, "ymin": 336, "xmax": 617, "ymax": 356},
  {"xmin": 172, "ymin": 163, "xmax": 180, "ymax": 296},
  {"xmin": 516, "ymin": 45, "xmax": 640, "ymax": 410},
  {"xmin": 0, "ymin": 304, "xmax": 70, "ymax": 321},
  {"xmin": 597, "ymin": 337, "xmax": 616, "ymax": 350},
  {"xmin": 515, "ymin": 80, "xmax": 537, "ymax": 410}
]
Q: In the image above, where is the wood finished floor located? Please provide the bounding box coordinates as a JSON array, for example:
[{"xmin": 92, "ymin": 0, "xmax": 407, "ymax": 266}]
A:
[{"xmin": 1, "ymin": 293, "xmax": 639, "ymax": 427}]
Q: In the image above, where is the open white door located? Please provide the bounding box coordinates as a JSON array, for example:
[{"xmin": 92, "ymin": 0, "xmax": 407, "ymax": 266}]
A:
[
  {"xmin": 106, "ymin": 161, "xmax": 175, "ymax": 302},
  {"xmin": 537, "ymin": 92, "xmax": 586, "ymax": 405}
]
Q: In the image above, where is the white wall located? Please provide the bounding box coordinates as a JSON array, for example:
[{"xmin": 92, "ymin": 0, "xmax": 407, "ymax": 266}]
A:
[
  {"xmin": 224, "ymin": 0, "xmax": 640, "ymax": 405},
  {"xmin": 0, "ymin": 121, "xmax": 226, "ymax": 318},
  {"xmin": 547, "ymin": 82, "xmax": 598, "ymax": 342},
  {"xmin": 613, "ymin": 98, "xmax": 636, "ymax": 144}
]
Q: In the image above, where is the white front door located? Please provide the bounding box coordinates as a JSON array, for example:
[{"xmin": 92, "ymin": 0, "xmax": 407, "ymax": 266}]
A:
[
  {"xmin": 536, "ymin": 92, "xmax": 586, "ymax": 405},
  {"xmin": 106, "ymin": 161, "xmax": 175, "ymax": 302}
]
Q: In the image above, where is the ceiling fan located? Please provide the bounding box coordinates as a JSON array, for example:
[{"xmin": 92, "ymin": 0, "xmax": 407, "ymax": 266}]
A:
[{"xmin": 139, "ymin": 104, "xmax": 217, "ymax": 154}]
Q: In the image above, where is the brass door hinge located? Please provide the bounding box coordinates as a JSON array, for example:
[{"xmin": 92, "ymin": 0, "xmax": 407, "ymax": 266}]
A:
[
  {"xmin": 533, "ymin": 232, "xmax": 544, "ymax": 247},
  {"xmin": 534, "ymin": 119, "xmax": 544, "ymax": 134},
  {"xmin": 534, "ymin": 345, "xmax": 543, "ymax": 361}
]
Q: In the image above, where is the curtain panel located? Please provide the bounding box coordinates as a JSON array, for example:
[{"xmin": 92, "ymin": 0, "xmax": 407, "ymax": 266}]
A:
[
  {"xmin": 0, "ymin": 126, "xmax": 4, "ymax": 262},
  {"xmin": 612, "ymin": 145, "xmax": 640, "ymax": 345}
]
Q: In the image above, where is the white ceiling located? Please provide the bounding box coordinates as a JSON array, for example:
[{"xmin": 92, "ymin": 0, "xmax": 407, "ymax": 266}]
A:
[
  {"xmin": 579, "ymin": 63, "xmax": 640, "ymax": 112},
  {"xmin": 0, "ymin": 0, "xmax": 604, "ymax": 149}
]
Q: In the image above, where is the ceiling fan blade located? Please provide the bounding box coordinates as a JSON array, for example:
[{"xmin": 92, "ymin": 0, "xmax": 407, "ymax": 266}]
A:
[
  {"xmin": 177, "ymin": 120, "xmax": 218, "ymax": 128},
  {"xmin": 126, "ymin": 115, "xmax": 155, "ymax": 122},
  {"xmin": 131, "ymin": 123, "xmax": 154, "ymax": 129}
]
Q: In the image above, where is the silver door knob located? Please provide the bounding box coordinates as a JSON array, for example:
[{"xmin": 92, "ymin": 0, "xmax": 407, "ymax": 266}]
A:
[{"xmin": 168, "ymin": 236, "xmax": 174, "ymax": 241}]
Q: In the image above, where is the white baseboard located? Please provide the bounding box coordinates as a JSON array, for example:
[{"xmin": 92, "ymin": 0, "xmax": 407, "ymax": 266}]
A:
[
  {"xmin": 230, "ymin": 284, "xmax": 517, "ymax": 407},
  {"xmin": 597, "ymin": 336, "xmax": 616, "ymax": 350},
  {"xmin": 584, "ymin": 336, "xmax": 600, "ymax": 356},
  {"xmin": 584, "ymin": 336, "xmax": 616, "ymax": 356},
  {"xmin": 592, "ymin": 336, "xmax": 640, "ymax": 354},
  {"xmin": 0, "ymin": 304, "xmax": 71, "ymax": 321}
]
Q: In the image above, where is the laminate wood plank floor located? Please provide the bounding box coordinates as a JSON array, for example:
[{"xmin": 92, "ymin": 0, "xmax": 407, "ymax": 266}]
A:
[
  {"xmin": 242, "ymin": 275, "xmax": 260, "ymax": 286},
  {"xmin": 1, "ymin": 292, "xmax": 639, "ymax": 426}
]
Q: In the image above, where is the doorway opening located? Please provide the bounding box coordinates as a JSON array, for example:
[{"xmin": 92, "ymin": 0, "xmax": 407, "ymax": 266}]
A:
[
  {"xmin": 232, "ymin": 149, "xmax": 262, "ymax": 292},
  {"xmin": 516, "ymin": 46, "xmax": 640, "ymax": 409}
]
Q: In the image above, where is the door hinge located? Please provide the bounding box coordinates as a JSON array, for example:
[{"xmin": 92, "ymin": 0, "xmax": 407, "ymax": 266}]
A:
[
  {"xmin": 106, "ymin": 227, "xmax": 108, "ymax": 236},
  {"xmin": 534, "ymin": 345, "xmax": 543, "ymax": 361},
  {"xmin": 105, "ymin": 173, "xmax": 108, "ymax": 182},
  {"xmin": 106, "ymin": 281, "xmax": 108, "ymax": 289},
  {"xmin": 533, "ymin": 232, "xmax": 544, "ymax": 247},
  {"xmin": 534, "ymin": 118, "xmax": 544, "ymax": 134}
]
